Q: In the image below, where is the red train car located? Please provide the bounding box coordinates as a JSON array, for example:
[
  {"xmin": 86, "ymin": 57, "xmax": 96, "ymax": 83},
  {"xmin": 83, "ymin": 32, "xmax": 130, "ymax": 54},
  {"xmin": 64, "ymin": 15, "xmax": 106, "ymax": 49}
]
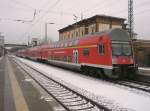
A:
[{"xmin": 17, "ymin": 28, "xmax": 137, "ymax": 79}]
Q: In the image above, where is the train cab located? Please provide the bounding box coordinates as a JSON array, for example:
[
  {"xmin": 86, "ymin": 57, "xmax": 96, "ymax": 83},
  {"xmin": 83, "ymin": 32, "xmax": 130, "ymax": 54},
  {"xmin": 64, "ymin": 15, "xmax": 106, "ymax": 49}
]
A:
[{"xmin": 104, "ymin": 28, "xmax": 137, "ymax": 78}]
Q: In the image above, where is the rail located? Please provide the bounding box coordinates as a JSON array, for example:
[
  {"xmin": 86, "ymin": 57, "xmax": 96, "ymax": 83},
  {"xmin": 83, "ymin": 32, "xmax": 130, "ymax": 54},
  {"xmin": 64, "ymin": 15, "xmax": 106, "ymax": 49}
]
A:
[{"xmin": 115, "ymin": 79, "xmax": 150, "ymax": 93}]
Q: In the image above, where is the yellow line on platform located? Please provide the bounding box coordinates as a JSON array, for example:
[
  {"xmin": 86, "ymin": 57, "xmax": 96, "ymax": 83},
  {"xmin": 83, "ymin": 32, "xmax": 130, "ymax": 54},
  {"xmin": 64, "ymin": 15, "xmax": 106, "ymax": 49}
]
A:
[{"xmin": 6, "ymin": 58, "xmax": 29, "ymax": 111}]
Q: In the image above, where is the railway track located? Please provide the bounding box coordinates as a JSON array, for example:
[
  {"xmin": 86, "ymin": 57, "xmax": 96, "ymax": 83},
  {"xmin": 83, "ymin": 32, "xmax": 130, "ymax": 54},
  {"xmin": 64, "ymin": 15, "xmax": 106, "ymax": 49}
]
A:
[
  {"xmin": 12, "ymin": 58, "xmax": 110, "ymax": 111},
  {"xmin": 115, "ymin": 79, "xmax": 150, "ymax": 93}
]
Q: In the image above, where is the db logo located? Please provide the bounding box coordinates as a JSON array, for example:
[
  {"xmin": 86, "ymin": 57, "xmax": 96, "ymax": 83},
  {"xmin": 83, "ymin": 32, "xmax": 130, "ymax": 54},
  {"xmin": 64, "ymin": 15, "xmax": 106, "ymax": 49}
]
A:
[{"xmin": 122, "ymin": 59, "xmax": 126, "ymax": 63}]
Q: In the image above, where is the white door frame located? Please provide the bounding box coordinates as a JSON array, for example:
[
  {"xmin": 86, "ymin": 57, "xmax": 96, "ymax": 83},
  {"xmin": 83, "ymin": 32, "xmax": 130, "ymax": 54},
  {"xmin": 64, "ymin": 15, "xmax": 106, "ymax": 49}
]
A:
[{"xmin": 73, "ymin": 50, "xmax": 78, "ymax": 64}]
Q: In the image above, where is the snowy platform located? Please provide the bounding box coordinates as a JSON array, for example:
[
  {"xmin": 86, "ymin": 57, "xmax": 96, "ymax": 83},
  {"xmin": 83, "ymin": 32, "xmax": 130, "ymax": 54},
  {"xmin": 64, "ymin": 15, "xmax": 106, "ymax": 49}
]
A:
[{"xmin": 138, "ymin": 67, "xmax": 150, "ymax": 76}]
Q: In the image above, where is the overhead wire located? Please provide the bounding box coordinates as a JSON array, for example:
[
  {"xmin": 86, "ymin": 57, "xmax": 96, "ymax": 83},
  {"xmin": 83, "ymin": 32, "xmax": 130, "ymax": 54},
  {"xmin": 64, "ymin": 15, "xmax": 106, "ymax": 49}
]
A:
[
  {"xmin": 9, "ymin": 0, "xmax": 34, "ymax": 10},
  {"xmin": 32, "ymin": 0, "xmax": 61, "ymax": 26},
  {"xmin": 5, "ymin": 0, "xmax": 61, "ymax": 41},
  {"xmin": 83, "ymin": 0, "xmax": 120, "ymax": 16},
  {"xmin": 105, "ymin": 0, "xmax": 150, "ymax": 17},
  {"xmin": 135, "ymin": 8, "xmax": 150, "ymax": 15},
  {"xmin": 82, "ymin": 0, "xmax": 115, "ymax": 13},
  {"xmin": 82, "ymin": 0, "xmax": 150, "ymax": 18},
  {"xmin": 20, "ymin": 0, "xmax": 61, "ymax": 41},
  {"xmin": 3, "ymin": 0, "xmax": 150, "ymax": 43}
]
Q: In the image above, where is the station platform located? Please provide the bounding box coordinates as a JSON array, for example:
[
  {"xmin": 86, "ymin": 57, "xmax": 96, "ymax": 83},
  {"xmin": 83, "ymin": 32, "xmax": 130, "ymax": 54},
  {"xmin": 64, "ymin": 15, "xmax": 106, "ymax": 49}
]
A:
[
  {"xmin": 138, "ymin": 67, "xmax": 150, "ymax": 76},
  {"xmin": 0, "ymin": 56, "xmax": 65, "ymax": 111},
  {"xmin": 136, "ymin": 67, "xmax": 150, "ymax": 83}
]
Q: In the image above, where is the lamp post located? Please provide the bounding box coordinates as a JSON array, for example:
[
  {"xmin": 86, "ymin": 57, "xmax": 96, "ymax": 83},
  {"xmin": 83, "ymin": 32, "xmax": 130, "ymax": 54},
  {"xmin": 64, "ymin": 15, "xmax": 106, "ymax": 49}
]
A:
[
  {"xmin": 0, "ymin": 33, "xmax": 4, "ymax": 56},
  {"xmin": 73, "ymin": 15, "xmax": 78, "ymax": 38},
  {"xmin": 45, "ymin": 22, "xmax": 55, "ymax": 43}
]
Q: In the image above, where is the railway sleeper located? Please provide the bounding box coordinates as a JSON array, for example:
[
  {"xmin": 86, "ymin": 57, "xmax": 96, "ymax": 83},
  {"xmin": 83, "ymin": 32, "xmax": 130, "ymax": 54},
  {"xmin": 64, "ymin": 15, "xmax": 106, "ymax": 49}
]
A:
[
  {"xmin": 68, "ymin": 103, "xmax": 94, "ymax": 111},
  {"xmin": 61, "ymin": 98, "xmax": 83, "ymax": 103},
  {"xmin": 55, "ymin": 94, "xmax": 75, "ymax": 98},
  {"xmin": 65, "ymin": 101, "xmax": 88, "ymax": 107},
  {"xmin": 50, "ymin": 91, "xmax": 71, "ymax": 95},
  {"xmin": 47, "ymin": 88, "xmax": 68, "ymax": 92},
  {"xmin": 57, "ymin": 95, "xmax": 78, "ymax": 100}
]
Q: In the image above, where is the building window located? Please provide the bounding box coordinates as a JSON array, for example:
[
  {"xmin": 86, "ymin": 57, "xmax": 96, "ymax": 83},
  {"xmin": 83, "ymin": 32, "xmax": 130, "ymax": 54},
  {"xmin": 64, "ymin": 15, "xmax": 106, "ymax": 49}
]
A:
[
  {"xmin": 99, "ymin": 23, "xmax": 110, "ymax": 32},
  {"xmin": 83, "ymin": 48, "xmax": 89, "ymax": 56},
  {"xmin": 98, "ymin": 44, "xmax": 104, "ymax": 54},
  {"xmin": 81, "ymin": 30, "xmax": 84, "ymax": 36},
  {"xmin": 92, "ymin": 27, "xmax": 94, "ymax": 33},
  {"xmin": 76, "ymin": 32, "xmax": 78, "ymax": 37},
  {"xmin": 112, "ymin": 25, "xmax": 122, "ymax": 29}
]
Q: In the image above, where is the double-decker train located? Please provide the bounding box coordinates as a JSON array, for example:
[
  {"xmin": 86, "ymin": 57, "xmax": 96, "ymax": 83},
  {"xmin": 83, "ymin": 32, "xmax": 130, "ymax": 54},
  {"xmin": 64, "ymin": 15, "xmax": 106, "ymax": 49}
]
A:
[{"xmin": 17, "ymin": 28, "xmax": 137, "ymax": 79}]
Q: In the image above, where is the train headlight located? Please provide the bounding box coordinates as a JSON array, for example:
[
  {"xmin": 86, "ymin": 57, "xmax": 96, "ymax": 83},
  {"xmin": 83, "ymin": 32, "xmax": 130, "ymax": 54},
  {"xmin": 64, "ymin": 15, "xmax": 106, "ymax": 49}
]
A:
[{"xmin": 112, "ymin": 57, "xmax": 117, "ymax": 64}]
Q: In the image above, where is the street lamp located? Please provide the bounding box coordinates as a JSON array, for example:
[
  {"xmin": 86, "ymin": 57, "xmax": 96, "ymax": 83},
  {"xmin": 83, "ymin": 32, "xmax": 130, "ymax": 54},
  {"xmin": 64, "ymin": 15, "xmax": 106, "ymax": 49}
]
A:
[{"xmin": 45, "ymin": 22, "xmax": 55, "ymax": 43}]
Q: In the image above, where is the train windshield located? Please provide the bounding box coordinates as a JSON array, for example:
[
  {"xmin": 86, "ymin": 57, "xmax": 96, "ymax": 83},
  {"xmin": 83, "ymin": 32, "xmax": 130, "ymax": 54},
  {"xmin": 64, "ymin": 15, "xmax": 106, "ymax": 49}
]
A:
[{"xmin": 112, "ymin": 43, "xmax": 132, "ymax": 56}]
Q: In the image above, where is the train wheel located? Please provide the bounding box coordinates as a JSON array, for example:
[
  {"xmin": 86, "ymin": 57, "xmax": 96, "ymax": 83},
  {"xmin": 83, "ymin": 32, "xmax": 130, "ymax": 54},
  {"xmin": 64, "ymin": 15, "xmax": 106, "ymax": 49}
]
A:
[
  {"xmin": 88, "ymin": 67, "xmax": 97, "ymax": 77},
  {"xmin": 81, "ymin": 66, "xmax": 88, "ymax": 75},
  {"xmin": 126, "ymin": 69, "xmax": 137, "ymax": 79},
  {"xmin": 81, "ymin": 66, "xmax": 97, "ymax": 77},
  {"xmin": 103, "ymin": 69, "xmax": 120, "ymax": 79}
]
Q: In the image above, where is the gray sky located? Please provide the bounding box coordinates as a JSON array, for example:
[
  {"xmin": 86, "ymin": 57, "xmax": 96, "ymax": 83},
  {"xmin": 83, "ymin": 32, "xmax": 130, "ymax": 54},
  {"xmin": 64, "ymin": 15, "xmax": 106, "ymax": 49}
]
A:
[{"xmin": 0, "ymin": 0, "xmax": 150, "ymax": 44}]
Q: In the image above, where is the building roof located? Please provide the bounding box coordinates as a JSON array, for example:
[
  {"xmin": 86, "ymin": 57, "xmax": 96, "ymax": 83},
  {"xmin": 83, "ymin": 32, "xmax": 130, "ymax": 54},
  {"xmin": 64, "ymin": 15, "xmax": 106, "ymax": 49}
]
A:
[{"xmin": 59, "ymin": 15, "xmax": 126, "ymax": 32}]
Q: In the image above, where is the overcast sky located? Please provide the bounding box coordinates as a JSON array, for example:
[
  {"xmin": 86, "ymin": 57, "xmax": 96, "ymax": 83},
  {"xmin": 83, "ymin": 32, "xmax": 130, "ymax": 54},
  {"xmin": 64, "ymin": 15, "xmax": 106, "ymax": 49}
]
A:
[{"xmin": 0, "ymin": 0, "xmax": 150, "ymax": 44}]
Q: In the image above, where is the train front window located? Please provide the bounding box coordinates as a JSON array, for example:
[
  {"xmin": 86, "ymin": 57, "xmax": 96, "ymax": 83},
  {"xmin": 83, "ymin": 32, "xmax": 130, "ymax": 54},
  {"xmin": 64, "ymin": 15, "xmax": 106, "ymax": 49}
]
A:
[
  {"xmin": 123, "ymin": 44, "xmax": 132, "ymax": 56},
  {"xmin": 112, "ymin": 43, "xmax": 132, "ymax": 56}
]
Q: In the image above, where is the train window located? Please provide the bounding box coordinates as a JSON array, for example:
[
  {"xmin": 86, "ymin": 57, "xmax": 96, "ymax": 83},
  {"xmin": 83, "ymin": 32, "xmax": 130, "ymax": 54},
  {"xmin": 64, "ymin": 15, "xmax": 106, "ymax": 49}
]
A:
[
  {"xmin": 68, "ymin": 56, "xmax": 72, "ymax": 62},
  {"xmin": 112, "ymin": 43, "xmax": 132, "ymax": 56},
  {"xmin": 73, "ymin": 40, "xmax": 79, "ymax": 46},
  {"xmin": 63, "ymin": 56, "xmax": 67, "ymax": 61},
  {"xmin": 98, "ymin": 44, "xmax": 105, "ymax": 55},
  {"xmin": 70, "ymin": 41, "xmax": 73, "ymax": 46},
  {"xmin": 68, "ymin": 42, "xmax": 72, "ymax": 46},
  {"xmin": 83, "ymin": 48, "xmax": 89, "ymax": 56}
]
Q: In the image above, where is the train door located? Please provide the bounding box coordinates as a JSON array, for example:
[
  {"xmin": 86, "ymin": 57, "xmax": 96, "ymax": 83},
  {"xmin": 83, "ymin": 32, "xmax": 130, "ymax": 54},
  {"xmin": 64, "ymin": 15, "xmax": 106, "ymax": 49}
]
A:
[{"xmin": 73, "ymin": 50, "xmax": 78, "ymax": 64}]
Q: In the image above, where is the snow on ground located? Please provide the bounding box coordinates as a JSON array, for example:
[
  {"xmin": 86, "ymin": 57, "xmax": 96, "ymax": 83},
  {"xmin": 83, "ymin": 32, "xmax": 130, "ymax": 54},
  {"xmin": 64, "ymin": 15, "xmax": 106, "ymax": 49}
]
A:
[{"xmin": 16, "ymin": 57, "xmax": 150, "ymax": 111}]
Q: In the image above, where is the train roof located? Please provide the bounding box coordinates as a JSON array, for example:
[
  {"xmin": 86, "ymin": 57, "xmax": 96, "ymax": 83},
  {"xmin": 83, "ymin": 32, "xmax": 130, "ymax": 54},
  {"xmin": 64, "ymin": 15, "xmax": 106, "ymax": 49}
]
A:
[
  {"xmin": 83, "ymin": 28, "xmax": 130, "ymax": 41},
  {"xmin": 50, "ymin": 28, "xmax": 130, "ymax": 48},
  {"xmin": 107, "ymin": 28, "xmax": 130, "ymax": 41}
]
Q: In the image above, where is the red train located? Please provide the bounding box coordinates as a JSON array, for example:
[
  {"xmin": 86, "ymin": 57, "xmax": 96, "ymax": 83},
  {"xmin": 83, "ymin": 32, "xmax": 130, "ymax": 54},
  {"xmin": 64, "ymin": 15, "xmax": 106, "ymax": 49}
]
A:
[{"xmin": 17, "ymin": 28, "xmax": 137, "ymax": 79}]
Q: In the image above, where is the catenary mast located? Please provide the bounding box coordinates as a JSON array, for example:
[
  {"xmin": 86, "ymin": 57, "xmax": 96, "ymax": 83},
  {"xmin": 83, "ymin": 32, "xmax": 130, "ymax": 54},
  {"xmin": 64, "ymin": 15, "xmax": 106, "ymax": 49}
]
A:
[{"xmin": 128, "ymin": 0, "xmax": 134, "ymax": 39}]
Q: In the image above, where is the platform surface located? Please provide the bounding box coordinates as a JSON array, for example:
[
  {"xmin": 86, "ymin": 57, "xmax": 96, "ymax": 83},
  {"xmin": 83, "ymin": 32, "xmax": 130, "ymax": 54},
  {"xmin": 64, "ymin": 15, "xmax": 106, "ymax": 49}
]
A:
[{"xmin": 0, "ymin": 56, "xmax": 65, "ymax": 111}]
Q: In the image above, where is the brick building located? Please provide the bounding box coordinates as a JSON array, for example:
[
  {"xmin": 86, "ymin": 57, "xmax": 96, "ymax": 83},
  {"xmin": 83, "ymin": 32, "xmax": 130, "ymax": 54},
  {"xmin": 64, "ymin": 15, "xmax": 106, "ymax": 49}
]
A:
[{"xmin": 58, "ymin": 15, "xmax": 126, "ymax": 41}]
